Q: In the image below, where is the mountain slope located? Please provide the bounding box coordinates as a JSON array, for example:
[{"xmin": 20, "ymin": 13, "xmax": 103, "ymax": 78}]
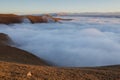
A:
[{"xmin": 0, "ymin": 33, "xmax": 48, "ymax": 66}]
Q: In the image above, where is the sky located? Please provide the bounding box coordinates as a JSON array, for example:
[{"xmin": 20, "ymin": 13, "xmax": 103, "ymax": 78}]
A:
[{"xmin": 0, "ymin": 0, "xmax": 120, "ymax": 14}]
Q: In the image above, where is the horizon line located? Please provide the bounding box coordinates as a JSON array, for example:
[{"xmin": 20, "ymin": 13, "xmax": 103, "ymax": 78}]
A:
[{"xmin": 0, "ymin": 11, "xmax": 120, "ymax": 15}]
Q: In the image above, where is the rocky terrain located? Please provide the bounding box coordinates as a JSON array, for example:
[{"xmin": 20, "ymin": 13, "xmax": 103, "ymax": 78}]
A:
[
  {"xmin": 0, "ymin": 14, "xmax": 70, "ymax": 24},
  {"xmin": 0, "ymin": 61, "xmax": 119, "ymax": 80},
  {"xmin": 0, "ymin": 14, "xmax": 22, "ymax": 24}
]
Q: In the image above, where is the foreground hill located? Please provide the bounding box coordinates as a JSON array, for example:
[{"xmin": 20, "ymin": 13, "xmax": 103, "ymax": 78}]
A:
[
  {"xmin": 0, "ymin": 61, "xmax": 120, "ymax": 80},
  {"xmin": 0, "ymin": 33, "xmax": 120, "ymax": 80}
]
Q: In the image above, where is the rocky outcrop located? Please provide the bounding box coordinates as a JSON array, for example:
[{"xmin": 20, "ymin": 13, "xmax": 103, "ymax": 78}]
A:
[
  {"xmin": 26, "ymin": 14, "xmax": 59, "ymax": 23},
  {"xmin": 26, "ymin": 15, "xmax": 47, "ymax": 23},
  {"xmin": 0, "ymin": 14, "xmax": 22, "ymax": 24},
  {"xmin": 0, "ymin": 14, "xmax": 72, "ymax": 24}
]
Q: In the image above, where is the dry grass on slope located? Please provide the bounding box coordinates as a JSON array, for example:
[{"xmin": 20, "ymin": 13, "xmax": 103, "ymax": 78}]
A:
[{"xmin": 0, "ymin": 61, "xmax": 120, "ymax": 80}]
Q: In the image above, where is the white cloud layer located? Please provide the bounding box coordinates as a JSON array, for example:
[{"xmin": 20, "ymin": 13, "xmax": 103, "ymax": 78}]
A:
[{"xmin": 0, "ymin": 16, "xmax": 120, "ymax": 67}]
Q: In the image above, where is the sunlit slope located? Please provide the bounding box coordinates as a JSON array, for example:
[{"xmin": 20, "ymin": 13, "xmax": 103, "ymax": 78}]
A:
[{"xmin": 0, "ymin": 61, "xmax": 120, "ymax": 80}]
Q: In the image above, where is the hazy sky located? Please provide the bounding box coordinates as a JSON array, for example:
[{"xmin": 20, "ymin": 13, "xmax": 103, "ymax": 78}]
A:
[{"xmin": 0, "ymin": 0, "xmax": 120, "ymax": 14}]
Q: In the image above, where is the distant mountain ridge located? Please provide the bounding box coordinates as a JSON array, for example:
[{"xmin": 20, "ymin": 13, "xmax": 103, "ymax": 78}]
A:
[
  {"xmin": 0, "ymin": 14, "xmax": 63, "ymax": 24},
  {"xmin": 50, "ymin": 12, "xmax": 120, "ymax": 18}
]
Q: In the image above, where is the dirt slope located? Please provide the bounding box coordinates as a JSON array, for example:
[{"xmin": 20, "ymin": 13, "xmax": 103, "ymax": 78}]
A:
[
  {"xmin": 0, "ymin": 33, "xmax": 48, "ymax": 66},
  {"xmin": 0, "ymin": 61, "xmax": 120, "ymax": 80}
]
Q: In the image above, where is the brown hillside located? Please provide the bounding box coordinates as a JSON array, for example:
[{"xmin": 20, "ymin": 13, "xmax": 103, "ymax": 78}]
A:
[
  {"xmin": 0, "ymin": 61, "xmax": 119, "ymax": 80},
  {"xmin": 0, "ymin": 46, "xmax": 49, "ymax": 66},
  {"xmin": 0, "ymin": 33, "xmax": 13, "ymax": 46},
  {"xmin": 0, "ymin": 14, "xmax": 22, "ymax": 24},
  {"xmin": 26, "ymin": 15, "xmax": 61, "ymax": 23},
  {"xmin": 0, "ymin": 14, "xmax": 72, "ymax": 24},
  {"xmin": 0, "ymin": 33, "xmax": 49, "ymax": 66},
  {"xmin": 26, "ymin": 15, "xmax": 47, "ymax": 23}
]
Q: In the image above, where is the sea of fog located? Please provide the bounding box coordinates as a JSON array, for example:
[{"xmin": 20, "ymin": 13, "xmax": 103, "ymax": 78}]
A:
[{"xmin": 0, "ymin": 16, "xmax": 120, "ymax": 67}]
